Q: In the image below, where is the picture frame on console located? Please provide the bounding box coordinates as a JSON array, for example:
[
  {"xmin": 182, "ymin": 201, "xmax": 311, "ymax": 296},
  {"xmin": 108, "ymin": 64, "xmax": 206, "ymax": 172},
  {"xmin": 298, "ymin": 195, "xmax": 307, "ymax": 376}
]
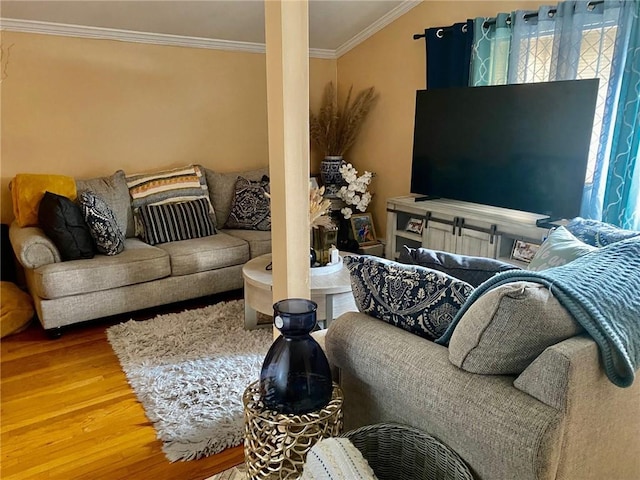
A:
[
  {"xmin": 350, "ymin": 213, "xmax": 377, "ymax": 246},
  {"xmin": 511, "ymin": 240, "xmax": 540, "ymax": 263},
  {"xmin": 405, "ymin": 217, "xmax": 425, "ymax": 235}
]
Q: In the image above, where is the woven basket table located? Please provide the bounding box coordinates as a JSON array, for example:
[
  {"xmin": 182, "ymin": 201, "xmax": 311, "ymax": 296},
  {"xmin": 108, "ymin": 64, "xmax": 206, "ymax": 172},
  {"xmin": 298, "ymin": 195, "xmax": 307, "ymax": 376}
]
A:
[
  {"xmin": 243, "ymin": 381, "xmax": 343, "ymax": 480},
  {"xmin": 342, "ymin": 423, "xmax": 474, "ymax": 480}
]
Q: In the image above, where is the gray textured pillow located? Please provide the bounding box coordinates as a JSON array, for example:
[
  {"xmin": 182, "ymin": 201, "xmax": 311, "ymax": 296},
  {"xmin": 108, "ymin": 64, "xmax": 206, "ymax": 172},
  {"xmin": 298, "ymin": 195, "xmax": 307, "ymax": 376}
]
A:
[
  {"xmin": 448, "ymin": 281, "xmax": 583, "ymax": 374},
  {"xmin": 76, "ymin": 170, "xmax": 134, "ymax": 238},
  {"xmin": 203, "ymin": 167, "xmax": 269, "ymax": 228}
]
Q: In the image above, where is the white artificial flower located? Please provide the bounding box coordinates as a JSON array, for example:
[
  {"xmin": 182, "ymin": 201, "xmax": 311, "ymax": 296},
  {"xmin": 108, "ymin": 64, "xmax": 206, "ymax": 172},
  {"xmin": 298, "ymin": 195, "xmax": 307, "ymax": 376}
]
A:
[
  {"xmin": 337, "ymin": 164, "xmax": 374, "ymax": 216},
  {"xmin": 341, "ymin": 207, "xmax": 353, "ymax": 219}
]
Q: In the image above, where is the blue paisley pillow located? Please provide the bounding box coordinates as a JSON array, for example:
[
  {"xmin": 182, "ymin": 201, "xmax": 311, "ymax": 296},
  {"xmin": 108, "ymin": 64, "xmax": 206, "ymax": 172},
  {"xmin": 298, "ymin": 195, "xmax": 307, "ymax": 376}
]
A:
[
  {"xmin": 79, "ymin": 191, "xmax": 125, "ymax": 255},
  {"xmin": 565, "ymin": 217, "xmax": 639, "ymax": 247},
  {"xmin": 344, "ymin": 255, "xmax": 475, "ymax": 341}
]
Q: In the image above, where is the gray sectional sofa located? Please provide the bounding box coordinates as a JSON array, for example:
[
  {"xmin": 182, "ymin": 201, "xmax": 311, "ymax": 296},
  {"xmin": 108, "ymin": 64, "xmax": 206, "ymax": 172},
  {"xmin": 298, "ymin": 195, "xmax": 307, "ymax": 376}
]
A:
[
  {"xmin": 9, "ymin": 166, "xmax": 270, "ymax": 335},
  {"xmin": 325, "ymin": 247, "xmax": 640, "ymax": 480}
]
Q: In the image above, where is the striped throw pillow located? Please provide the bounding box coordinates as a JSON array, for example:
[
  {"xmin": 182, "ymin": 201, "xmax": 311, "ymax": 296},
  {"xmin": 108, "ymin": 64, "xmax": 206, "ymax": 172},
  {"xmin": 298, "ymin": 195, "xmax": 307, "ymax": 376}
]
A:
[
  {"xmin": 126, "ymin": 165, "xmax": 215, "ymax": 234},
  {"xmin": 137, "ymin": 198, "xmax": 216, "ymax": 245}
]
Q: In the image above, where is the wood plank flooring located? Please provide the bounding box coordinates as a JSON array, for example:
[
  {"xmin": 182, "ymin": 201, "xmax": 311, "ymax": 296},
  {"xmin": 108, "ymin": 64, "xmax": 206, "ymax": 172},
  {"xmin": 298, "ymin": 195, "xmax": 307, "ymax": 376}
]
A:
[{"xmin": 1, "ymin": 293, "xmax": 246, "ymax": 480}]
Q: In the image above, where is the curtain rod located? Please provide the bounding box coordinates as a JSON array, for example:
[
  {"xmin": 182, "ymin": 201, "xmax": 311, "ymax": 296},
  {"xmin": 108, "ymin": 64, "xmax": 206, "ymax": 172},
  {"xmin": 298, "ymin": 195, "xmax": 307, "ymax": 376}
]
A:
[
  {"xmin": 412, "ymin": 0, "xmax": 605, "ymax": 38},
  {"xmin": 481, "ymin": 0, "xmax": 604, "ymax": 29},
  {"xmin": 413, "ymin": 22, "xmax": 469, "ymax": 40}
]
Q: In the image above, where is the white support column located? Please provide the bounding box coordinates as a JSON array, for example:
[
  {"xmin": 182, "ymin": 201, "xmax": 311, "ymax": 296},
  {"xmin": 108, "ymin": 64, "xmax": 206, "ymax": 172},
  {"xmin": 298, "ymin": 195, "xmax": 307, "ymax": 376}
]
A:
[{"xmin": 264, "ymin": 0, "xmax": 311, "ymax": 331}]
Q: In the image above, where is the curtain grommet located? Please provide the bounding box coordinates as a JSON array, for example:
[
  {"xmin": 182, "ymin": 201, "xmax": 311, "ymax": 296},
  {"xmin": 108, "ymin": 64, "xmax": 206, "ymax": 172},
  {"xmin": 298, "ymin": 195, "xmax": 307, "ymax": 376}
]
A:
[{"xmin": 436, "ymin": 28, "xmax": 444, "ymax": 38}]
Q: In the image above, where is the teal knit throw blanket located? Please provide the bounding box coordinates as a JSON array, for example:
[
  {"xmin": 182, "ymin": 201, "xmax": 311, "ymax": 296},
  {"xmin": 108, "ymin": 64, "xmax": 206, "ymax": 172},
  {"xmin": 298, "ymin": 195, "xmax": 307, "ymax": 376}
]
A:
[{"xmin": 437, "ymin": 237, "xmax": 640, "ymax": 387}]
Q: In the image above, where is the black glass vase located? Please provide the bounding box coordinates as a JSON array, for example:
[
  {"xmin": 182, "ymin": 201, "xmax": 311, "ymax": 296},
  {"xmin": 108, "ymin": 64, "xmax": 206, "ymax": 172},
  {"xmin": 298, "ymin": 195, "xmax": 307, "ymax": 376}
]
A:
[{"xmin": 259, "ymin": 298, "xmax": 333, "ymax": 414}]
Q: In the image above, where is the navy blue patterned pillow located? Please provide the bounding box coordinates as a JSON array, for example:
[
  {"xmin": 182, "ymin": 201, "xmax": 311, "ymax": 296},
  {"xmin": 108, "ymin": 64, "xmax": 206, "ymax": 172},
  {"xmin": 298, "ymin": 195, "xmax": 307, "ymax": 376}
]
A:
[
  {"xmin": 224, "ymin": 176, "xmax": 271, "ymax": 231},
  {"xmin": 566, "ymin": 217, "xmax": 639, "ymax": 247},
  {"xmin": 79, "ymin": 191, "xmax": 125, "ymax": 255},
  {"xmin": 344, "ymin": 255, "xmax": 475, "ymax": 341}
]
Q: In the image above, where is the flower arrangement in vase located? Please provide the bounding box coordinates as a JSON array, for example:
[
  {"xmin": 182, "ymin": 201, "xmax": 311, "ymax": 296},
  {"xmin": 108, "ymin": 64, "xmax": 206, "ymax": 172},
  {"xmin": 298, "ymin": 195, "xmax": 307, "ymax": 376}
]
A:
[{"xmin": 336, "ymin": 163, "xmax": 373, "ymax": 219}]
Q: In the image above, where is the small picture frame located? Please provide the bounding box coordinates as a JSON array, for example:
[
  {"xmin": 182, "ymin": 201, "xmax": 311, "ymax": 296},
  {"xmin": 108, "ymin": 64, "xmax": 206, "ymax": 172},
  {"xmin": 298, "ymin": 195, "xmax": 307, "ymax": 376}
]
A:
[
  {"xmin": 511, "ymin": 240, "xmax": 540, "ymax": 263},
  {"xmin": 350, "ymin": 213, "xmax": 378, "ymax": 246},
  {"xmin": 405, "ymin": 217, "xmax": 425, "ymax": 235}
]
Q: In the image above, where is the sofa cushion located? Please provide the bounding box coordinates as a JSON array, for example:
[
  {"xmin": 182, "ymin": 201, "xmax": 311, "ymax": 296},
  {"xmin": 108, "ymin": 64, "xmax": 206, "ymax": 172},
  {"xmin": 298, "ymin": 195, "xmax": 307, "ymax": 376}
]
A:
[
  {"xmin": 527, "ymin": 226, "xmax": 597, "ymax": 271},
  {"xmin": 566, "ymin": 217, "xmax": 640, "ymax": 247},
  {"xmin": 399, "ymin": 246, "xmax": 519, "ymax": 287},
  {"xmin": 126, "ymin": 165, "xmax": 213, "ymax": 235},
  {"xmin": 344, "ymin": 255, "xmax": 474, "ymax": 341},
  {"xmin": 79, "ymin": 191, "xmax": 125, "ymax": 256},
  {"xmin": 223, "ymin": 229, "xmax": 271, "ymax": 258},
  {"xmin": 224, "ymin": 175, "xmax": 271, "ymax": 230},
  {"xmin": 32, "ymin": 238, "xmax": 170, "ymax": 299},
  {"xmin": 76, "ymin": 170, "xmax": 134, "ymax": 238},
  {"xmin": 38, "ymin": 192, "xmax": 95, "ymax": 261},
  {"xmin": 11, "ymin": 173, "xmax": 77, "ymax": 228},
  {"xmin": 204, "ymin": 167, "xmax": 269, "ymax": 228},
  {"xmin": 156, "ymin": 232, "xmax": 249, "ymax": 276},
  {"xmin": 138, "ymin": 198, "xmax": 216, "ymax": 245},
  {"xmin": 448, "ymin": 281, "xmax": 583, "ymax": 374}
]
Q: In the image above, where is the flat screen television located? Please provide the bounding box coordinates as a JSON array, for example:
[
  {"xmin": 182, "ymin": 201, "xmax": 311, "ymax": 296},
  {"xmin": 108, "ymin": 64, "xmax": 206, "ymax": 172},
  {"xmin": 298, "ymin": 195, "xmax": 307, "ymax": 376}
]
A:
[{"xmin": 410, "ymin": 79, "xmax": 599, "ymax": 219}]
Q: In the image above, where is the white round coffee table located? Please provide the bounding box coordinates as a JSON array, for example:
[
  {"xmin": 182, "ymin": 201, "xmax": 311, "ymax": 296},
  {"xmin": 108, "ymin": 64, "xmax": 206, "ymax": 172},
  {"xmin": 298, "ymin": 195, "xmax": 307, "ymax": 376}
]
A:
[{"xmin": 242, "ymin": 253, "xmax": 357, "ymax": 330}]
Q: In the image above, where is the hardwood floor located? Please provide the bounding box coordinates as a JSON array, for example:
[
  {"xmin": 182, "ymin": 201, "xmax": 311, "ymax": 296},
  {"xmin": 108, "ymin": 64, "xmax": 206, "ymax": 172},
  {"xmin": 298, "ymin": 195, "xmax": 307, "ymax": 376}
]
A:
[{"xmin": 1, "ymin": 292, "xmax": 246, "ymax": 480}]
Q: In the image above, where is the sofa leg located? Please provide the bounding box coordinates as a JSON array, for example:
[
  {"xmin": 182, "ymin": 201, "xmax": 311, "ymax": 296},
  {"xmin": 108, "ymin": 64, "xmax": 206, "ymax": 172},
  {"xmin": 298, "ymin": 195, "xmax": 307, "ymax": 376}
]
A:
[{"xmin": 45, "ymin": 327, "xmax": 63, "ymax": 340}]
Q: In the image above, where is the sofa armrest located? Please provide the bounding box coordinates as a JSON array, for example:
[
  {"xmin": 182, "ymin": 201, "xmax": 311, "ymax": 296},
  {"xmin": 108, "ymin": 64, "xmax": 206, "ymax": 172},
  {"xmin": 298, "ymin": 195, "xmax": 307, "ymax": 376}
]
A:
[
  {"xmin": 513, "ymin": 335, "xmax": 596, "ymax": 409},
  {"xmin": 9, "ymin": 222, "xmax": 61, "ymax": 269},
  {"xmin": 514, "ymin": 335, "xmax": 640, "ymax": 479}
]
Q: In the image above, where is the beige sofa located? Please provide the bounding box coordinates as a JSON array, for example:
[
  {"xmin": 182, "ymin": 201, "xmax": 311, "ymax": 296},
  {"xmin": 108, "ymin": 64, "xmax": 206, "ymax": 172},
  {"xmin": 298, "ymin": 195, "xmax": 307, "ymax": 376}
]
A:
[{"xmin": 9, "ymin": 167, "xmax": 270, "ymax": 336}]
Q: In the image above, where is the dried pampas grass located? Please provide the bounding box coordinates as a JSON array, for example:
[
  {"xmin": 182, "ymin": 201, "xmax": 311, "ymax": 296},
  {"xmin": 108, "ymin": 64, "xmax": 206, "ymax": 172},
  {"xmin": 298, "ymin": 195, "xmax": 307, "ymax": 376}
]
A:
[{"xmin": 310, "ymin": 82, "xmax": 378, "ymax": 157}]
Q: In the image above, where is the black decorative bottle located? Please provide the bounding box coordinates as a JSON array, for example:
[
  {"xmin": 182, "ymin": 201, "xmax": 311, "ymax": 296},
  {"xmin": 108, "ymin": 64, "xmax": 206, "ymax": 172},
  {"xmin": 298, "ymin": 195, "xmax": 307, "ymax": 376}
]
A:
[{"xmin": 259, "ymin": 298, "xmax": 333, "ymax": 414}]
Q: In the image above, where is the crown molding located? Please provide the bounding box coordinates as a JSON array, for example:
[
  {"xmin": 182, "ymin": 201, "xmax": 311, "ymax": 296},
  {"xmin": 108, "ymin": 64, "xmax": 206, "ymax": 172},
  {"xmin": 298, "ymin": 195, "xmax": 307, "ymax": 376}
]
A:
[
  {"xmin": 0, "ymin": 18, "xmax": 337, "ymax": 59},
  {"xmin": 336, "ymin": 0, "xmax": 422, "ymax": 58},
  {"xmin": 309, "ymin": 48, "xmax": 337, "ymax": 60}
]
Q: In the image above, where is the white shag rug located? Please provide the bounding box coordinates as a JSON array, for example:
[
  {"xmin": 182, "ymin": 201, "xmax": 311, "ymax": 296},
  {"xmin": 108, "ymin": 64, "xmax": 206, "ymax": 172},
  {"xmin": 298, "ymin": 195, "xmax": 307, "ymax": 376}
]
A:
[{"xmin": 107, "ymin": 300, "xmax": 273, "ymax": 462}]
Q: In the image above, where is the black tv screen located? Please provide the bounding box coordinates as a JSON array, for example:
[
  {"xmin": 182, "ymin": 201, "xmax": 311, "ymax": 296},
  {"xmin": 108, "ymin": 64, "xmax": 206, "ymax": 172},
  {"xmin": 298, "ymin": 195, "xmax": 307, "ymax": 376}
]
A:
[{"xmin": 410, "ymin": 79, "xmax": 599, "ymax": 219}]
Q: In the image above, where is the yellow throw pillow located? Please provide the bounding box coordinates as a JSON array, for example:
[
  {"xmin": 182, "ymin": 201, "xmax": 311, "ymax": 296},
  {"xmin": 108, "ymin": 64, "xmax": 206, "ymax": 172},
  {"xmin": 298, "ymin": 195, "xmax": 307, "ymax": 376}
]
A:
[
  {"xmin": 11, "ymin": 174, "xmax": 77, "ymax": 227},
  {"xmin": 1, "ymin": 282, "xmax": 34, "ymax": 338}
]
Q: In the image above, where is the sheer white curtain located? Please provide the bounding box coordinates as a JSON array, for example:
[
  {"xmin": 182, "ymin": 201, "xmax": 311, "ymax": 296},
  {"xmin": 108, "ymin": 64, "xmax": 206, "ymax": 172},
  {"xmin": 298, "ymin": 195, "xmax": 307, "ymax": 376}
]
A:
[{"xmin": 504, "ymin": 0, "xmax": 634, "ymax": 222}]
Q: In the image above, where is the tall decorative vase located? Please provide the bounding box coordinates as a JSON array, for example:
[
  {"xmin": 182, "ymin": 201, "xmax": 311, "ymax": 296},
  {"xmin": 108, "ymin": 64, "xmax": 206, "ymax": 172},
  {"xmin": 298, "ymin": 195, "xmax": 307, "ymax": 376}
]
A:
[
  {"xmin": 259, "ymin": 299, "xmax": 333, "ymax": 414},
  {"xmin": 320, "ymin": 156, "xmax": 345, "ymax": 196}
]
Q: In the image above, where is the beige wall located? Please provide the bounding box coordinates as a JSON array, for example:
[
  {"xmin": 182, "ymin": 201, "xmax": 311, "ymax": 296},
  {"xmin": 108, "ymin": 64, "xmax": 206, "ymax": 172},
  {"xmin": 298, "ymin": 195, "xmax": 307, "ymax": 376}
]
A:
[
  {"xmin": 0, "ymin": 31, "xmax": 335, "ymax": 224},
  {"xmin": 337, "ymin": 0, "xmax": 548, "ymax": 238}
]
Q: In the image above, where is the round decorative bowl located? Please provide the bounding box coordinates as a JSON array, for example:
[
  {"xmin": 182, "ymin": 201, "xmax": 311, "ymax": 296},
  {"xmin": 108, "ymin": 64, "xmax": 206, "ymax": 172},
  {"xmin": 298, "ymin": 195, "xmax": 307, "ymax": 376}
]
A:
[{"xmin": 310, "ymin": 255, "xmax": 343, "ymax": 276}]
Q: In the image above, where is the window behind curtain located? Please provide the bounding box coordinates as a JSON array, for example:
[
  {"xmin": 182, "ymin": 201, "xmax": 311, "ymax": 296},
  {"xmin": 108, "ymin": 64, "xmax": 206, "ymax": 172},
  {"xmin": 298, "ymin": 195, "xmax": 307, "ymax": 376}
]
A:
[{"xmin": 511, "ymin": 22, "xmax": 618, "ymax": 184}]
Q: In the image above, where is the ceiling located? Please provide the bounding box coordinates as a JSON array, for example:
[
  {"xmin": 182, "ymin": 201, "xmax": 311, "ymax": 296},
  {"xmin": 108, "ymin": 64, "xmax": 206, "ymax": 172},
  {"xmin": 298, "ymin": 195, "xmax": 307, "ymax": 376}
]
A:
[{"xmin": 0, "ymin": 1, "xmax": 414, "ymax": 52}]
